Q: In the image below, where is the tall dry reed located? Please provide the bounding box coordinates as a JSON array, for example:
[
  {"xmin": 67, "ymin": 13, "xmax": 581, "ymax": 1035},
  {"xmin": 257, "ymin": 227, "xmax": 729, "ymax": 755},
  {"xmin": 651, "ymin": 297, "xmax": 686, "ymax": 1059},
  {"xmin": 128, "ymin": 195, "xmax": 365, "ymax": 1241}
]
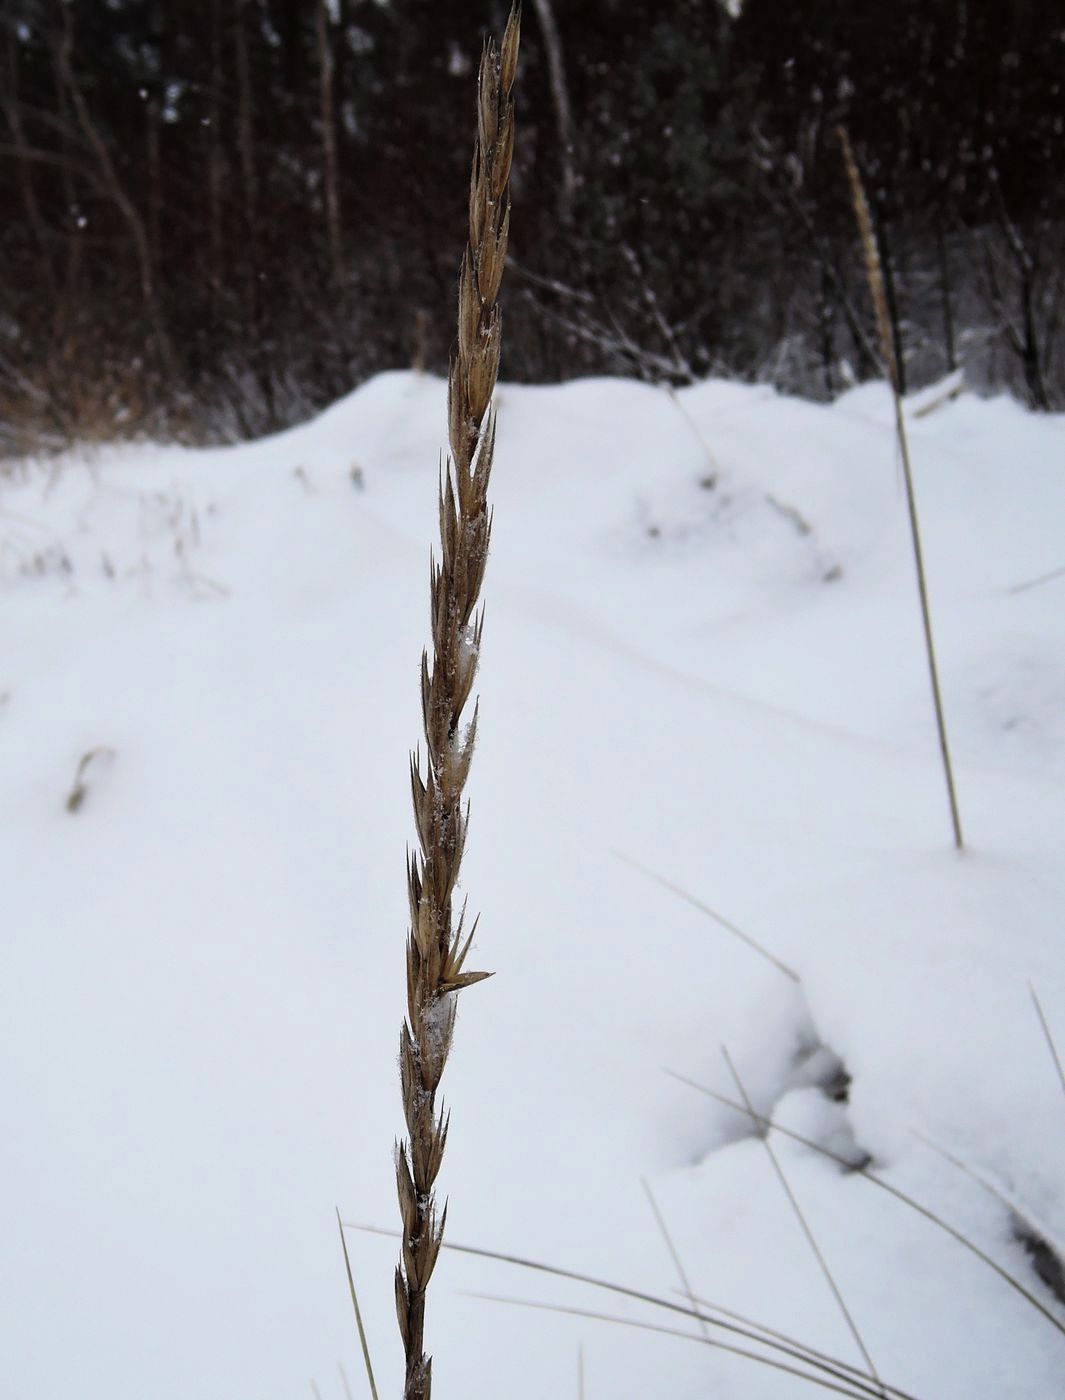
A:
[
  {"xmin": 394, "ymin": 12, "xmax": 519, "ymax": 1399},
  {"xmin": 838, "ymin": 126, "xmax": 964, "ymax": 851}
]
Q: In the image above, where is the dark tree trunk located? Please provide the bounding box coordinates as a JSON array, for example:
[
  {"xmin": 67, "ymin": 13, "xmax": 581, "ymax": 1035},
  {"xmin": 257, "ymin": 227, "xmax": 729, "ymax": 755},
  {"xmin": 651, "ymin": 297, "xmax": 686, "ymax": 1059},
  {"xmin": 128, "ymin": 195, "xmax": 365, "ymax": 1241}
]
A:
[{"xmin": 316, "ymin": 0, "xmax": 343, "ymax": 290}]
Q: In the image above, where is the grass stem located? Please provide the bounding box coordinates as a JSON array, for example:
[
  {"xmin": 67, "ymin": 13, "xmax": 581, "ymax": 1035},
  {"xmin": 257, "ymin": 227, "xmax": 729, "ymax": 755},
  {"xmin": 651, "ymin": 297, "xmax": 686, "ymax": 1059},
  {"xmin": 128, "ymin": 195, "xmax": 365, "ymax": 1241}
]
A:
[
  {"xmin": 838, "ymin": 126, "xmax": 963, "ymax": 850},
  {"xmin": 613, "ymin": 849, "xmax": 799, "ymax": 982},
  {"xmin": 336, "ymin": 1209, "xmax": 380, "ymax": 1400},
  {"xmin": 393, "ymin": 12, "xmax": 519, "ymax": 1397},
  {"xmin": 344, "ymin": 1221, "xmax": 919, "ymax": 1399},
  {"xmin": 722, "ymin": 1048, "xmax": 884, "ymax": 1395},
  {"xmin": 1030, "ymin": 983, "xmax": 1065, "ymax": 1104}
]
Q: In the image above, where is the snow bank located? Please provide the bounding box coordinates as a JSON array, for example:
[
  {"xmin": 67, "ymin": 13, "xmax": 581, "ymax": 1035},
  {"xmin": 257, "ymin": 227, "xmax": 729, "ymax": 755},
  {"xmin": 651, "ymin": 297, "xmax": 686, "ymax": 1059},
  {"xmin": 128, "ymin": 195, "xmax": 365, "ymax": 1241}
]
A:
[{"xmin": 1, "ymin": 372, "xmax": 1063, "ymax": 1398}]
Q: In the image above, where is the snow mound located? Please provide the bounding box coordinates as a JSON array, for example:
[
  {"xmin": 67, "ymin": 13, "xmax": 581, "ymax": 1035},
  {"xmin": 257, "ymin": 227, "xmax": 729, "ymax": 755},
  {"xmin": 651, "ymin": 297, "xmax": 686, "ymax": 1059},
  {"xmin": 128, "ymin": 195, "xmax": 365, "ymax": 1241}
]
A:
[{"xmin": 1, "ymin": 372, "xmax": 1064, "ymax": 1398}]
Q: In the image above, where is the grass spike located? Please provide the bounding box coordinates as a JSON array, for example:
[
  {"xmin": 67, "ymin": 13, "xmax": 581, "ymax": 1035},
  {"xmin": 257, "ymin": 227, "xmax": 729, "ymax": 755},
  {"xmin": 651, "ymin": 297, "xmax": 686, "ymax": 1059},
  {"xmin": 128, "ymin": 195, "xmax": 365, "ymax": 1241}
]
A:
[{"xmin": 394, "ymin": 12, "xmax": 519, "ymax": 1398}]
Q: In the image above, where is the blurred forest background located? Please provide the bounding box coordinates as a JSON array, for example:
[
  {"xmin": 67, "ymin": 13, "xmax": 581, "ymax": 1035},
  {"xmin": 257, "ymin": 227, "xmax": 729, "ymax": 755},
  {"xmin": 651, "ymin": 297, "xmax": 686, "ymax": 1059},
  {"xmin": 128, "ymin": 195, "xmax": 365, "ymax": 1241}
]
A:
[{"xmin": 1, "ymin": 0, "xmax": 1063, "ymax": 448}]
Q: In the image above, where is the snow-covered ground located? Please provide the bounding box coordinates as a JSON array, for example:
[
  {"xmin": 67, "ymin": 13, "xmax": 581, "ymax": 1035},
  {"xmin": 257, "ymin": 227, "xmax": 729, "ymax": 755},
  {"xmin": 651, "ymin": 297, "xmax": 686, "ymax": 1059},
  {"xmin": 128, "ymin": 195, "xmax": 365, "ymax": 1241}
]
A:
[{"xmin": 1, "ymin": 371, "xmax": 1063, "ymax": 1399}]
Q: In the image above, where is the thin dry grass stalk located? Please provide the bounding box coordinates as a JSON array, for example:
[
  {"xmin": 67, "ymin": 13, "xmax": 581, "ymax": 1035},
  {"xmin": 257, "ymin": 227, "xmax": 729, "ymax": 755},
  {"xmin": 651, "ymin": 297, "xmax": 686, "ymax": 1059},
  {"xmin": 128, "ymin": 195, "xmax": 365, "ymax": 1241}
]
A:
[
  {"xmin": 336, "ymin": 1209, "xmax": 380, "ymax": 1400},
  {"xmin": 837, "ymin": 126, "xmax": 963, "ymax": 851},
  {"xmin": 613, "ymin": 848, "xmax": 799, "ymax": 982},
  {"xmin": 394, "ymin": 12, "xmax": 520, "ymax": 1399},
  {"xmin": 469, "ymin": 1293, "xmax": 897, "ymax": 1400},
  {"xmin": 348, "ymin": 1222, "xmax": 920, "ymax": 1400},
  {"xmin": 641, "ymin": 1175, "xmax": 710, "ymax": 1342},
  {"xmin": 722, "ymin": 1048, "xmax": 885, "ymax": 1396},
  {"xmin": 1030, "ymin": 983, "xmax": 1065, "ymax": 1104}
]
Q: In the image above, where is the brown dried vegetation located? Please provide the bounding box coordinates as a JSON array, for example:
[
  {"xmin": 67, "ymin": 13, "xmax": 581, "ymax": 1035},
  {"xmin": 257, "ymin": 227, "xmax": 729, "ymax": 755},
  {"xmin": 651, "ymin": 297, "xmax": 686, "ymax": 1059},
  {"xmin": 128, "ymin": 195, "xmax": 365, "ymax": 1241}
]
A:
[
  {"xmin": 839, "ymin": 126, "xmax": 963, "ymax": 851},
  {"xmin": 394, "ymin": 12, "xmax": 520, "ymax": 1399}
]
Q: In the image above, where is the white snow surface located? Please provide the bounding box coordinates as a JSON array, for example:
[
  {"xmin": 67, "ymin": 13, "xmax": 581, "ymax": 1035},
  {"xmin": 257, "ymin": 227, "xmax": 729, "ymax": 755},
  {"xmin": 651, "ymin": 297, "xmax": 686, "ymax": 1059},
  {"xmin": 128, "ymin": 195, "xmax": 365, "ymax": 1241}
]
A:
[{"xmin": 1, "ymin": 371, "xmax": 1064, "ymax": 1399}]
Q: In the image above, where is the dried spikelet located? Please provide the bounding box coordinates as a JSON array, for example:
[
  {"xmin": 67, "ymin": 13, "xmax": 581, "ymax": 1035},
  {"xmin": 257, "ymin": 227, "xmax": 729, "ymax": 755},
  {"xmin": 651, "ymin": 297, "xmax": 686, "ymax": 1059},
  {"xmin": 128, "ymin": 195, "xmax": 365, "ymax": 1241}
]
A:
[
  {"xmin": 837, "ymin": 127, "xmax": 899, "ymax": 395},
  {"xmin": 394, "ymin": 10, "xmax": 520, "ymax": 1399}
]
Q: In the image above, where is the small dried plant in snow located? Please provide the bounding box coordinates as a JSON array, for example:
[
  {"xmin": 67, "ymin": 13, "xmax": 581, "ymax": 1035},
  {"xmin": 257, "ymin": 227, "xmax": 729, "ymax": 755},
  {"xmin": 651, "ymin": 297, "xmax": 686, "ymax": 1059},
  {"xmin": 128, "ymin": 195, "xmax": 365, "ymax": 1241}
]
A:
[{"xmin": 394, "ymin": 11, "xmax": 520, "ymax": 1399}]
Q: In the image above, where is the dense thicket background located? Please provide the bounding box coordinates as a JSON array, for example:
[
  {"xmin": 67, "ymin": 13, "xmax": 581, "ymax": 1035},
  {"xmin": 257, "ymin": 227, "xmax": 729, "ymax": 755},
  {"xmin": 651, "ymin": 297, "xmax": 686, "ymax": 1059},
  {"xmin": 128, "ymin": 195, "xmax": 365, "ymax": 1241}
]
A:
[{"xmin": 1, "ymin": 0, "xmax": 1063, "ymax": 447}]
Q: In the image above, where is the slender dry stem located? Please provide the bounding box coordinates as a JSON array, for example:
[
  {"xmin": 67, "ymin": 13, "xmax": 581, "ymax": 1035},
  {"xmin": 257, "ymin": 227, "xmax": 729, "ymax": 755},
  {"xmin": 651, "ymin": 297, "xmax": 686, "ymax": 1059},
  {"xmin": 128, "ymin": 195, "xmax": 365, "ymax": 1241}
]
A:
[
  {"xmin": 337, "ymin": 1209, "xmax": 380, "ymax": 1400},
  {"xmin": 346, "ymin": 1222, "xmax": 920, "ymax": 1400},
  {"xmin": 641, "ymin": 1175, "xmax": 710, "ymax": 1342},
  {"xmin": 394, "ymin": 13, "xmax": 520, "ymax": 1399},
  {"xmin": 722, "ymin": 1048, "xmax": 885, "ymax": 1396},
  {"xmin": 468, "ymin": 1293, "xmax": 898, "ymax": 1400},
  {"xmin": 1008, "ymin": 563, "xmax": 1065, "ymax": 596},
  {"xmin": 838, "ymin": 126, "xmax": 963, "ymax": 851},
  {"xmin": 613, "ymin": 849, "xmax": 799, "ymax": 982},
  {"xmin": 1030, "ymin": 983, "xmax": 1065, "ymax": 1104},
  {"xmin": 913, "ymin": 1128, "xmax": 1065, "ymax": 1265}
]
